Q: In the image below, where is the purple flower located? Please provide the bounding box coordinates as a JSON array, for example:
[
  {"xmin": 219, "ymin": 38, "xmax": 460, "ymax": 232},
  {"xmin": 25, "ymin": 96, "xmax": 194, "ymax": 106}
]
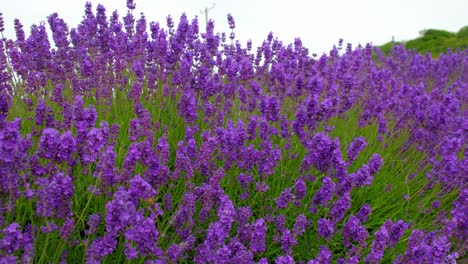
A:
[
  {"xmin": 330, "ymin": 192, "xmax": 351, "ymax": 222},
  {"xmin": 166, "ymin": 244, "xmax": 181, "ymax": 262},
  {"xmin": 129, "ymin": 82, "xmax": 143, "ymax": 102},
  {"xmin": 129, "ymin": 175, "xmax": 156, "ymax": 200},
  {"xmin": 432, "ymin": 200, "xmax": 441, "ymax": 209},
  {"xmin": 308, "ymin": 246, "xmax": 332, "ymax": 264},
  {"xmin": 293, "ymin": 214, "xmax": 308, "ymax": 237},
  {"xmin": 353, "ymin": 164, "xmax": 372, "ymax": 187},
  {"xmin": 23, "ymin": 183, "xmax": 34, "ymax": 199},
  {"xmin": 127, "ymin": 0, "xmax": 136, "ymax": 10},
  {"xmin": 156, "ymin": 135, "xmax": 170, "ymax": 165},
  {"xmin": 37, "ymin": 128, "xmax": 60, "ymax": 160},
  {"xmin": 276, "ymin": 187, "xmax": 295, "ymax": 209},
  {"xmin": 0, "ymin": 92, "xmax": 11, "ymax": 115},
  {"xmin": 83, "ymin": 127, "xmax": 105, "ymax": 164},
  {"xmin": 376, "ymin": 117, "xmax": 387, "ymax": 142},
  {"xmin": 281, "ymin": 229, "xmax": 296, "ymax": 255},
  {"xmin": 250, "ymin": 218, "xmax": 267, "ymax": 254},
  {"xmin": 218, "ymin": 195, "xmax": 235, "ymax": 230},
  {"xmin": 347, "ymin": 136, "xmax": 367, "ymax": 165},
  {"xmin": 391, "ymin": 229, "xmax": 437, "ymax": 263},
  {"xmin": 247, "ymin": 115, "xmax": 258, "ymax": 140},
  {"xmin": 35, "ymin": 99, "xmax": 46, "ymax": 127},
  {"xmin": 342, "ymin": 215, "xmax": 369, "ymax": 248},
  {"xmin": 336, "ymin": 173, "xmax": 354, "ymax": 196},
  {"xmin": 172, "ymin": 192, "xmax": 196, "ymax": 240},
  {"xmin": 228, "ymin": 241, "xmax": 254, "ymax": 263},
  {"xmin": 36, "ymin": 172, "xmax": 74, "ymax": 218},
  {"xmin": 0, "ymin": 256, "xmax": 18, "ymax": 263},
  {"xmin": 276, "ymin": 214, "xmax": 286, "ymax": 235},
  {"xmin": 105, "ymin": 187, "xmax": 137, "ymax": 234},
  {"xmin": 21, "ymin": 225, "xmax": 34, "ymax": 263},
  {"xmin": 256, "ymin": 181, "xmax": 269, "ymax": 192},
  {"xmin": 235, "ymin": 207, "xmax": 252, "ymax": 226},
  {"xmin": 109, "ymin": 124, "xmax": 120, "ymax": 143},
  {"xmin": 178, "ymin": 90, "xmax": 198, "ymax": 123},
  {"xmin": 57, "ymin": 131, "xmax": 76, "ymax": 162},
  {"xmin": 0, "ymin": 223, "xmax": 21, "ymax": 254},
  {"xmin": 388, "ymin": 220, "xmax": 410, "ymax": 248},
  {"xmin": 0, "ymin": 118, "xmax": 22, "ymax": 163},
  {"xmin": 260, "ymin": 95, "xmax": 280, "ymax": 122},
  {"xmin": 338, "ymin": 256, "xmax": 360, "ymax": 264},
  {"xmin": 295, "ymin": 179, "xmax": 307, "ymax": 200},
  {"xmin": 275, "ymin": 255, "xmax": 295, "ymax": 264},
  {"xmin": 227, "ymin": 14, "xmax": 235, "ymax": 29},
  {"xmin": 41, "ymin": 221, "xmax": 58, "ymax": 234},
  {"xmin": 368, "ymin": 154, "xmax": 383, "ymax": 175},
  {"xmin": 83, "ymin": 104, "xmax": 97, "ymax": 129},
  {"xmin": 280, "ymin": 115, "xmax": 291, "ymax": 138},
  {"xmin": 124, "ymin": 244, "xmax": 138, "ymax": 260},
  {"xmin": 197, "ymin": 222, "xmax": 229, "ymax": 262},
  {"xmin": 124, "ymin": 215, "xmax": 163, "ymax": 258},
  {"xmin": 87, "ymin": 234, "xmax": 117, "ymax": 263},
  {"xmin": 129, "ymin": 119, "xmax": 141, "ymax": 141},
  {"xmin": 238, "ymin": 173, "xmax": 253, "ymax": 189},
  {"xmin": 303, "ymin": 132, "xmax": 336, "ymax": 173},
  {"xmin": 318, "ymin": 218, "xmax": 335, "ymax": 239},
  {"xmin": 450, "ymin": 189, "xmax": 467, "ymax": 241},
  {"xmin": 313, "ymin": 176, "xmax": 335, "ymax": 207},
  {"xmin": 94, "ymin": 145, "xmax": 117, "ymax": 187},
  {"xmin": 121, "ymin": 142, "xmax": 141, "ymax": 182},
  {"xmin": 356, "ymin": 204, "xmax": 372, "ymax": 223},
  {"xmin": 86, "ymin": 213, "xmax": 101, "ymax": 235},
  {"xmin": 0, "ymin": 13, "xmax": 4, "ymax": 33},
  {"xmin": 60, "ymin": 218, "xmax": 75, "ymax": 240}
]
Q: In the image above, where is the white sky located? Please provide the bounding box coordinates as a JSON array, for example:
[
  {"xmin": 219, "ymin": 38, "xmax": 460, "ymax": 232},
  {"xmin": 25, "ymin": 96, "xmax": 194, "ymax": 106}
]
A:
[{"xmin": 1, "ymin": 0, "xmax": 467, "ymax": 54}]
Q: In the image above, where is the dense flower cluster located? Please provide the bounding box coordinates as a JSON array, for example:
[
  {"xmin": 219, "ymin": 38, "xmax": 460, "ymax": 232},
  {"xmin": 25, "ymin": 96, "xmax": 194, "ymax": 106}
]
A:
[{"xmin": 0, "ymin": 1, "xmax": 466, "ymax": 263}]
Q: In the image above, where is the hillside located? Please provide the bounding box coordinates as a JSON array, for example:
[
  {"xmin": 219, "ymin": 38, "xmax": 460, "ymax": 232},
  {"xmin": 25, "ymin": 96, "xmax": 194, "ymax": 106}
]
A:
[{"xmin": 380, "ymin": 25, "xmax": 468, "ymax": 56}]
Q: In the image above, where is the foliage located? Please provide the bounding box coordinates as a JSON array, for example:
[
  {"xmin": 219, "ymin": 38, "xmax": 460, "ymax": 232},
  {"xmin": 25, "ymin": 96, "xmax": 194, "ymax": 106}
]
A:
[
  {"xmin": 380, "ymin": 26, "xmax": 468, "ymax": 57},
  {"xmin": 0, "ymin": 1, "xmax": 466, "ymax": 263}
]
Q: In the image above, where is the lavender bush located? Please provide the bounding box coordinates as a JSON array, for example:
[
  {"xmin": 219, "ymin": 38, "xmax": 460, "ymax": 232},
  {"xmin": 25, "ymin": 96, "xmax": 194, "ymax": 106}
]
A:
[{"xmin": 0, "ymin": 1, "xmax": 466, "ymax": 263}]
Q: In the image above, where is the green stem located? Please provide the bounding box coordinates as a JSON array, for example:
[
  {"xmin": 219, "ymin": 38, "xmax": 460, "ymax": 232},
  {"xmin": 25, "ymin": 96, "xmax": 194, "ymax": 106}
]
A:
[{"xmin": 38, "ymin": 233, "xmax": 50, "ymax": 264}]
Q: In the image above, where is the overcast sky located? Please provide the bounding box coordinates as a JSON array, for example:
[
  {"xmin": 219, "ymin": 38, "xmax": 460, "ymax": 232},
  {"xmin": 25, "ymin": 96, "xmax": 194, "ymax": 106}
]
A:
[{"xmin": 1, "ymin": 0, "xmax": 467, "ymax": 54}]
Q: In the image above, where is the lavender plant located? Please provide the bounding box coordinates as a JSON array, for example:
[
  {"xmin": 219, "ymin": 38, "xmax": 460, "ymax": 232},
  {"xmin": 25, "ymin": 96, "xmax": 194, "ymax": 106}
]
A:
[{"xmin": 0, "ymin": 1, "xmax": 466, "ymax": 263}]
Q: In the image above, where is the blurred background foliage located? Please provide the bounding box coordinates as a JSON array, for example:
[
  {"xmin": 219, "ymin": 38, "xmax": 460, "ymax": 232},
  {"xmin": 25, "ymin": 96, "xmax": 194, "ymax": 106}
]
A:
[{"xmin": 380, "ymin": 25, "xmax": 468, "ymax": 57}]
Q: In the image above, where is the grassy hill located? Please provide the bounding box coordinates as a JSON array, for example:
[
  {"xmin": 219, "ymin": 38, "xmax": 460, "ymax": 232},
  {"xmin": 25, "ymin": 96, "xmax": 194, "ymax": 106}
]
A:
[{"xmin": 380, "ymin": 25, "xmax": 468, "ymax": 56}]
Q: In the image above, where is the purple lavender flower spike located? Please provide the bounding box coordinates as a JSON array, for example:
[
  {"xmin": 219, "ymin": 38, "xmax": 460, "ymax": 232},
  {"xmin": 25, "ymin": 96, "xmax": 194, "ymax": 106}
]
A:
[
  {"xmin": 318, "ymin": 218, "xmax": 335, "ymax": 239},
  {"xmin": 250, "ymin": 218, "xmax": 267, "ymax": 254},
  {"xmin": 275, "ymin": 255, "xmax": 295, "ymax": 264},
  {"xmin": 347, "ymin": 136, "xmax": 367, "ymax": 165},
  {"xmin": 312, "ymin": 176, "xmax": 335, "ymax": 207},
  {"xmin": 276, "ymin": 187, "xmax": 295, "ymax": 209},
  {"xmin": 308, "ymin": 246, "xmax": 332, "ymax": 264},
  {"xmin": 342, "ymin": 215, "xmax": 369, "ymax": 248}
]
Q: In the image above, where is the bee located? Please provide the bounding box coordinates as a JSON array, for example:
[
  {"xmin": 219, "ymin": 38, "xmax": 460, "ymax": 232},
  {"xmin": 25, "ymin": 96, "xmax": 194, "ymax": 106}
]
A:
[{"xmin": 144, "ymin": 197, "xmax": 155, "ymax": 205}]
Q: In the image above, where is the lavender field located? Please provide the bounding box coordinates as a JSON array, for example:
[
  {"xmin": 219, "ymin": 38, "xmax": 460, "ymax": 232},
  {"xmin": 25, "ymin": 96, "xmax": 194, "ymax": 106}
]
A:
[{"xmin": 0, "ymin": 0, "xmax": 467, "ymax": 263}]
